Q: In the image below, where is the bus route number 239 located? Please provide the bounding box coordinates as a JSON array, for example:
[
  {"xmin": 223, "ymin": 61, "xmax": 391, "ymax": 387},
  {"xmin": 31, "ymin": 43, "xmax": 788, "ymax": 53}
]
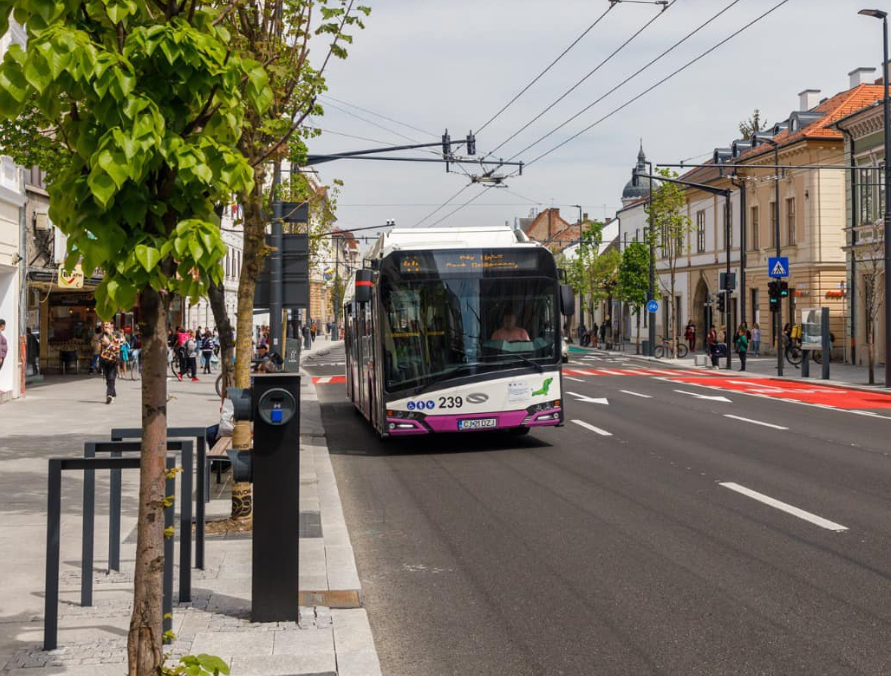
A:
[{"xmin": 438, "ymin": 396, "xmax": 463, "ymax": 409}]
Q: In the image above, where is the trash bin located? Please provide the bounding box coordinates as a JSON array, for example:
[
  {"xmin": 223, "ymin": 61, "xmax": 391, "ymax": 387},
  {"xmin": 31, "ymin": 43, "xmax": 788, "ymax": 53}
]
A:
[{"xmin": 641, "ymin": 339, "xmax": 650, "ymax": 356}]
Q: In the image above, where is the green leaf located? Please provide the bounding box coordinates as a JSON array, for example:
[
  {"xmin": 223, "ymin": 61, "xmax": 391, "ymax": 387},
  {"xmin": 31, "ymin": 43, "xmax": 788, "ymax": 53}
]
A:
[
  {"xmin": 86, "ymin": 170, "xmax": 116, "ymax": 208},
  {"xmin": 135, "ymin": 245, "xmax": 160, "ymax": 272},
  {"xmin": 195, "ymin": 654, "xmax": 229, "ymax": 675}
]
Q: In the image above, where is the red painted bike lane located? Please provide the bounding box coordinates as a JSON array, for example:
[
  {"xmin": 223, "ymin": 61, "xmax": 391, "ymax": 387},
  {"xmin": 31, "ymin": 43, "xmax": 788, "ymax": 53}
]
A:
[{"xmin": 664, "ymin": 376, "xmax": 891, "ymax": 411}]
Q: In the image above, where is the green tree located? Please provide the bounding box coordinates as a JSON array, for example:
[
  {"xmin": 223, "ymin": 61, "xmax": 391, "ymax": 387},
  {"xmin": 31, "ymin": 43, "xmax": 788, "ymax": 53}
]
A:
[
  {"xmin": 564, "ymin": 221, "xmax": 602, "ymax": 325},
  {"xmin": 646, "ymin": 169, "xmax": 692, "ymax": 357},
  {"xmin": 0, "ymin": 4, "xmax": 271, "ymax": 674},
  {"xmin": 223, "ymin": 1, "xmax": 369, "ymax": 516},
  {"xmin": 618, "ymin": 240, "xmax": 650, "ymax": 352},
  {"xmin": 739, "ymin": 109, "xmax": 770, "ymax": 140},
  {"xmin": 589, "ymin": 248, "xmax": 621, "ymax": 341}
]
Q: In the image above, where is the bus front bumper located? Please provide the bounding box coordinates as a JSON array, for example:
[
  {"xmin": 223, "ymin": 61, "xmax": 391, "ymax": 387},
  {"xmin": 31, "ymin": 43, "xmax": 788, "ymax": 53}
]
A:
[{"xmin": 385, "ymin": 405, "xmax": 563, "ymax": 435}]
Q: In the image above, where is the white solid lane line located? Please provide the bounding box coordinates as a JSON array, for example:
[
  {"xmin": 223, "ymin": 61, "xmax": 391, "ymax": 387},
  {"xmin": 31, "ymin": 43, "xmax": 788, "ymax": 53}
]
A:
[
  {"xmin": 565, "ymin": 376, "xmax": 585, "ymax": 382},
  {"xmin": 571, "ymin": 419, "xmax": 613, "ymax": 436},
  {"xmin": 719, "ymin": 482, "xmax": 848, "ymax": 532},
  {"xmin": 598, "ymin": 369, "xmax": 628, "ymax": 376},
  {"xmin": 723, "ymin": 414, "xmax": 789, "ymax": 430},
  {"xmin": 620, "ymin": 390, "xmax": 652, "ymax": 398}
]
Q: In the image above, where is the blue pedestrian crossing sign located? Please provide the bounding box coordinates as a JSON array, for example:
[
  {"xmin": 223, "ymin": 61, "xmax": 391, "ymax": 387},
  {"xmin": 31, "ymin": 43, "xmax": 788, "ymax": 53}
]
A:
[
  {"xmin": 646, "ymin": 300, "xmax": 659, "ymax": 313},
  {"xmin": 768, "ymin": 257, "xmax": 789, "ymax": 278}
]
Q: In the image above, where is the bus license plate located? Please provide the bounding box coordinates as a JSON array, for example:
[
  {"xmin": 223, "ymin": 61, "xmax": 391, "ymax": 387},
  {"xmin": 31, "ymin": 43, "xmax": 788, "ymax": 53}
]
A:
[{"xmin": 458, "ymin": 418, "xmax": 497, "ymax": 430}]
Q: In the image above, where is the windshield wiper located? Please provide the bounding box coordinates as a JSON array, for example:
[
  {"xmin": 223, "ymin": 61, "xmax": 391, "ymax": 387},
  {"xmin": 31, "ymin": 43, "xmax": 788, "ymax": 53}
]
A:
[{"xmin": 513, "ymin": 353, "xmax": 544, "ymax": 373}]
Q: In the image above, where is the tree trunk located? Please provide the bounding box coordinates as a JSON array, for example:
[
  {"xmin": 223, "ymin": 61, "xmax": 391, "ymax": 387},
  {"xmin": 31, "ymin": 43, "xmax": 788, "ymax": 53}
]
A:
[
  {"xmin": 127, "ymin": 288, "xmax": 169, "ymax": 676},
  {"xmin": 636, "ymin": 308, "xmax": 641, "ymax": 354},
  {"xmin": 207, "ymin": 279, "xmax": 235, "ymax": 399},
  {"xmin": 229, "ymin": 177, "xmax": 267, "ymax": 520},
  {"xmin": 868, "ymin": 322, "xmax": 875, "ymax": 385}
]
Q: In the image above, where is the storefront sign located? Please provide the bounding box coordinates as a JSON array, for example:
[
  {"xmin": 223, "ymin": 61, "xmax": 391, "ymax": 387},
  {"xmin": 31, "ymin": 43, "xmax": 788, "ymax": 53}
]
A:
[
  {"xmin": 49, "ymin": 291, "xmax": 96, "ymax": 307},
  {"xmin": 58, "ymin": 263, "xmax": 84, "ymax": 289}
]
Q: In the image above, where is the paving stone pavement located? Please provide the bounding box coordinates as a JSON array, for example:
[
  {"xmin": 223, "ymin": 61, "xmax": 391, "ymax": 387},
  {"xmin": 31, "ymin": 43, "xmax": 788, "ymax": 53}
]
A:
[{"xmin": 0, "ymin": 366, "xmax": 381, "ymax": 676}]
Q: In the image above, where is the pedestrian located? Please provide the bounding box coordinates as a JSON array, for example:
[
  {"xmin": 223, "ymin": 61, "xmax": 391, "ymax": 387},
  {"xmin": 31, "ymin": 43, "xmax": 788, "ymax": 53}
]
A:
[
  {"xmin": 26, "ymin": 327, "xmax": 39, "ymax": 374},
  {"xmin": 599, "ymin": 321, "xmax": 607, "ymax": 346},
  {"xmin": 201, "ymin": 330, "xmax": 214, "ymax": 374},
  {"xmin": 0, "ymin": 319, "xmax": 7, "ymax": 374},
  {"xmin": 684, "ymin": 319, "xmax": 696, "ymax": 352},
  {"xmin": 186, "ymin": 330, "xmax": 199, "ymax": 381},
  {"xmin": 99, "ymin": 321, "xmax": 121, "ymax": 404},
  {"xmin": 118, "ymin": 333, "xmax": 130, "ymax": 378},
  {"xmin": 735, "ymin": 328, "xmax": 749, "ymax": 371},
  {"xmin": 751, "ymin": 323, "xmax": 761, "ymax": 357},
  {"xmin": 90, "ymin": 326, "xmax": 103, "ymax": 374},
  {"xmin": 310, "ymin": 321, "xmax": 317, "ymax": 341},
  {"xmin": 707, "ymin": 324, "xmax": 719, "ymax": 369}
]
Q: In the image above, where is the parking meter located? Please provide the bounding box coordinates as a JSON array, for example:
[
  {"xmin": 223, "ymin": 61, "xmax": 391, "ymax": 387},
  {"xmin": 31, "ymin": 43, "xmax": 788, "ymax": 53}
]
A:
[{"xmin": 226, "ymin": 373, "xmax": 301, "ymax": 622}]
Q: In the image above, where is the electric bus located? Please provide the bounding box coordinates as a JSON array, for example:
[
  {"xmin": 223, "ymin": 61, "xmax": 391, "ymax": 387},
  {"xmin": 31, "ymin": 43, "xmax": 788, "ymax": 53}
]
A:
[{"xmin": 343, "ymin": 227, "xmax": 574, "ymax": 438}]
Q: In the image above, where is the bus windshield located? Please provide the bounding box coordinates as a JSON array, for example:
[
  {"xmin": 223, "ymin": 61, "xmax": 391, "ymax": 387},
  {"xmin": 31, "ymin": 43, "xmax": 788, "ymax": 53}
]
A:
[{"xmin": 381, "ymin": 275, "xmax": 559, "ymax": 392}]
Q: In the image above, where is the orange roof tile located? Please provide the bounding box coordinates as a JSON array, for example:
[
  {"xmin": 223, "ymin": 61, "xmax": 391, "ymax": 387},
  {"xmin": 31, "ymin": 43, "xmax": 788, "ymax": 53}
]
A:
[{"xmin": 739, "ymin": 84, "xmax": 884, "ymax": 162}]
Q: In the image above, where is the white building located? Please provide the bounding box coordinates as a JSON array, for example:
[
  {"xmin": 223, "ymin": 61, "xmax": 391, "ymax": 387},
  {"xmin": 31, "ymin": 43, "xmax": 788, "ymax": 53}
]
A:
[{"xmin": 0, "ymin": 21, "xmax": 27, "ymax": 400}]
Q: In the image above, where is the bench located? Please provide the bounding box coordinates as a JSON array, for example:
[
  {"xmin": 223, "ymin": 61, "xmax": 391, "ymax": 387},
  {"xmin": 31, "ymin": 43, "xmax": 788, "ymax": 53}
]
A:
[{"xmin": 209, "ymin": 436, "xmax": 232, "ymax": 484}]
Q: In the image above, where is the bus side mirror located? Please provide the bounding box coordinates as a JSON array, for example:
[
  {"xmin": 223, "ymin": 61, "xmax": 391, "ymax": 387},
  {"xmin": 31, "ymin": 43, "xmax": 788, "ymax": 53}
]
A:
[
  {"xmin": 560, "ymin": 285, "xmax": 575, "ymax": 317},
  {"xmin": 355, "ymin": 269, "xmax": 373, "ymax": 303}
]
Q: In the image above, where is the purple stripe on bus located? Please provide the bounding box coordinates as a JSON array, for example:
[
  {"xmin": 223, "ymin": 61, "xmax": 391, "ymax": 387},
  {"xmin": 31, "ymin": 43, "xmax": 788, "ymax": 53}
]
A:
[{"xmin": 386, "ymin": 408, "xmax": 562, "ymax": 435}]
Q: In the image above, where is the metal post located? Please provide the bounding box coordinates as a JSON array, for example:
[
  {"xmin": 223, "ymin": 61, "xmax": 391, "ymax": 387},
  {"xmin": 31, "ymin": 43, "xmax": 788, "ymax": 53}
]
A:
[
  {"xmin": 81, "ymin": 444, "xmax": 95, "ymax": 606},
  {"xmin": 195, "ymin": 435, "xmax": 206, "ymax": 569},
  {"xmin": 334, "ymin": 233, "xmax": 340, "ymax": 341},
  {"xmin": 883, "ymin": 15, "xmax": 891, "ymax": 388},
  {"xmin": 647, "ymin": 161, "xmax": 656, "ymax": 356},
  {"xmin": 109, "ymin": 449, "xmax": 121, "ymax": 571},
  {"xmin": 822, "ymin": 306, "xmax": 832, "ymax": 380},
  {"xmin": 44, "ymin": 459, "xmax": 61, "ymax": 651},
  {"xmin": 178, "ymin": 440, "xmax": 193, "ymax": 603},
  {"xmin": 740, "ymin": 181, "xmax": 747, "ymax": 326},
  {"xmin": 270, "ymin": 161, "xmax": 284, "ymax": 361},
  {"xmin": 725, "ymin": 192, "xmax": 733, "ymax": 370},
  {"xmin": 774, "ymin": 143, "xmax": 784, "ymax": 376}
]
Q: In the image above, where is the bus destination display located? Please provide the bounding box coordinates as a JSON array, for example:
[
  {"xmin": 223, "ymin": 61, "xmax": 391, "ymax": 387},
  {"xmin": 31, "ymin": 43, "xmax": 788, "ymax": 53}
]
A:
[{"xmin": 398, "ymin": 250, "xmax": 540, "ymax": 275}]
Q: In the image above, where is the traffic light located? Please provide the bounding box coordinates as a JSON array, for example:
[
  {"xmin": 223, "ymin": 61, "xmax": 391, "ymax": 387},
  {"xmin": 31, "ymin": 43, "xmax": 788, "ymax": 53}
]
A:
[
  {"xmin": 768, "ymin": 281, "xmax": 779, "ymax": 313},
  {"xmin": 466, "ymin": 131, "xmax": 476, "ymax": 155},
  {"xmin": 779, "ymin": 281, "xmax": 789, "ymax": 299},
  {"xmin": 716, "ymin": 291, "xmax": 726, "ymax": 314},
  {"xmin": 441, "ymin": 129, "xmax": 451, "ymax": 158}
]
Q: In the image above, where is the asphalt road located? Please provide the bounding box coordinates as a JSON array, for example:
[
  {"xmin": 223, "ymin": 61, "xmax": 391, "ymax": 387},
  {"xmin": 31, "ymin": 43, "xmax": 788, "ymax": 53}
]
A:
[{"xmin": 305, "ymin": 344, "xmax": 891, "ymax": 676}]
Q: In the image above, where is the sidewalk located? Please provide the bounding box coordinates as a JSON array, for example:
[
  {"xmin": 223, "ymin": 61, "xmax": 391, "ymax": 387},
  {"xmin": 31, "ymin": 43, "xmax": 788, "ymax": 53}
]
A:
[
  {"xmin": 0, "ymin": 366, "xmax": 380, "ymax": 674},
  {"xmin": 572, "ymin": 342, "xmax": 888, "ymax": 390}
]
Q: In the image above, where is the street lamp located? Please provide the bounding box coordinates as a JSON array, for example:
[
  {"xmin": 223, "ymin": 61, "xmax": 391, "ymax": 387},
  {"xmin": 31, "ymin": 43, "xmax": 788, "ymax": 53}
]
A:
[{"xmin": 859, "ymin": 8, "xmax": 891, "ymax": 387}]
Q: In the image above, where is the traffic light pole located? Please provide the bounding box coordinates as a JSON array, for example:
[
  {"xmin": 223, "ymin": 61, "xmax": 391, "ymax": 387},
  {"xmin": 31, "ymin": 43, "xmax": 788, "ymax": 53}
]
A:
[{"xmin": 724, "ymin": 191, "xmax": 732, "ymax": 371}]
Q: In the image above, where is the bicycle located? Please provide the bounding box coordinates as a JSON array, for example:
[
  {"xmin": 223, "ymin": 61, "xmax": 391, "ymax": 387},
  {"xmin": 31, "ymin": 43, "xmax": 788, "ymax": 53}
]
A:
[
  {"xmin": 653, "ymin": 337, "xmax": 688, "ymax": 359},
  {"xmin": 128, "ymin": 350, "xmax": 141, "ymax": 380}
]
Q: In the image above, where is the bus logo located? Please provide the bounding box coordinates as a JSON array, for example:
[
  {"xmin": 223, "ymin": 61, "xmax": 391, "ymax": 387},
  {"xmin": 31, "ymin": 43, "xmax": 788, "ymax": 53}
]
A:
[{"xmin": 466, "ymin": 393, "xmax": 488, "ymax": 404}]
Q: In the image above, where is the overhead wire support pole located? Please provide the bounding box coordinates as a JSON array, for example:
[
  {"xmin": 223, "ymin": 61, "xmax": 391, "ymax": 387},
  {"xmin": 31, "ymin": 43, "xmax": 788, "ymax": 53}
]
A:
[{"xmin": 304, "ymin": 155, "xmax": 523, "ymax": 167}]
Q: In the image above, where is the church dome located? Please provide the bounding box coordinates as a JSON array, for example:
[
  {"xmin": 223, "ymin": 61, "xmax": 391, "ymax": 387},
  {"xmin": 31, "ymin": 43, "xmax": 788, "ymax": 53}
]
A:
[{"xmin": 622, "ymin": 144, "xmax": 652, "ymax": 204}]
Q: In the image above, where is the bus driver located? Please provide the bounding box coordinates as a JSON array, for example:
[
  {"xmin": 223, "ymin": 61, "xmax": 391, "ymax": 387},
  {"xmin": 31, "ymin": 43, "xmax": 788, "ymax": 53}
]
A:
[{"xmin": 491, "ymin": 310, "xmax": 530, "ymax": 342}]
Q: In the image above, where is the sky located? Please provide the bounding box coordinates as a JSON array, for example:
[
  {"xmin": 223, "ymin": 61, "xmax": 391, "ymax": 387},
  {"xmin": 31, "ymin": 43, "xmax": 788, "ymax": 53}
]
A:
[{"xmin": 309, "ymin": 0, "xmax": 888, "ymax": 246}]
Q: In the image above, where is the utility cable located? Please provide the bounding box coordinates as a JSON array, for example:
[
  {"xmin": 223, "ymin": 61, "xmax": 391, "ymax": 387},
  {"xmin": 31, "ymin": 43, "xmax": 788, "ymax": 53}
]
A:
[
  {"xmin": 502, "ymin": 0, "xmax": 750, "ymax": 169},
  {"xmin": 475, "ymin": 3, "xmax": 616, "ymax": 136},
  {"xmin": 518, "ymin": 0, "xmax": 790, "ymax": 171},
  {"xmin": 411, "ymin": 183, "xmax": 473, "ymax": 228},
  {"xmin": 428, "ymin": 187, "xmax": 491, "ymax": 227},
  {"xmin": 319, "ymin": 94, "xmax": 437, "ymax": 138},
  {"xmin": 486, "ymin": 0, "xmax": 675, "ymax": 158},
  {"xmin": 322, "ymin": 99, "xmax": 424, "ymax": 144}
]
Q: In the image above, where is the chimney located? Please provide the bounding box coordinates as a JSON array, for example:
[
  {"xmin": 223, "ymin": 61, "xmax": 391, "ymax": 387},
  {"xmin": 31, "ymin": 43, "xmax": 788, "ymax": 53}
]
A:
[
  {"xmin": 582, "ymin": 212, "xmax": 588, "ymax": 222},
  {"xmin": 798, "ymin": 89, "xmax": 821, "ymax": 111},
  {"xmin": 547, "ymin": 208, "xmax": 553, "ymax": 239},
  {"xmin": 849, "ymin": 67, "xmax": 877, "ymax": 88}
]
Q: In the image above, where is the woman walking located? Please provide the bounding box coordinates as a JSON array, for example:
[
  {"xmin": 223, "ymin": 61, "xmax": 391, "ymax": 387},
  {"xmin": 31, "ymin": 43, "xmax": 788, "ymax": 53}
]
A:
[
  {"xmin": 751, "ymin": 323, "xmax": 761, "ymax": 357},
  {"xmin": 99, "ymin": 322, "xmax": 121, "ymax": 404},
  {"xmin": 186, "ymin": 330, "xmax": 199, "ymax": 381},
  {"xmin": 684, "ymin": 319, "xmax": 696, "ymax": 352},
  {"xmin": 201, "ymin": 330, "xmax": 214, "ymax": 374},
  {"xmin": 735, "ymin": 328, "xmax": 749, "ymax": 371}
]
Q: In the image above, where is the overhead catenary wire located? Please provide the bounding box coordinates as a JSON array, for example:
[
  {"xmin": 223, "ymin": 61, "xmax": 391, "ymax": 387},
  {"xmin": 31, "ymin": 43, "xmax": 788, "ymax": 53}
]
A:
[
  {"xmin": 319, "ymin": 94, "xmax": 437, "ymax": 138},
  {"xmin": 486, "ymin": 0, "xmax": 676, "ymax": 158},
  {"xmin": 509, "ymin": 0, "xmax": 776, "ymax": 172},
  {"xmin": 411, "ymin": 183, "xmax": 473, "ymax": 228},
  {"xmin": 475, "ymin": 3, "xmax": 616, "ymax": 137},
  {"xmin": 322, "ymin": 99, "xmax": 425, "ymax": 144},
  {"xmin": 428, "ymin": 187, "xmax": 492, "ymax": 227}
]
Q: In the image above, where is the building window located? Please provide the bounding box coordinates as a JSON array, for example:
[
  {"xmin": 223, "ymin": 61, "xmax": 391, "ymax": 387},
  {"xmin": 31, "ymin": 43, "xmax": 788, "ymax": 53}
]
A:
[
  {"xmin": 769, "ymin": 203, "xmax": 777, "ymax": 248},
  {"xmin": 750, "ymin": 206, "xmax": 760, "ymax": 250},
  {"xmin": 696, "ymin": 210, "xmax": 705, "ymax": 253},
  {"xmin": 751, "ymin": 288, "xmax": 759, "ymax": 325},
  {"xmin": 635, "ymin": 229, "xmax": 639, "ymax": 242},
  {"xmin": 786, "ymin": 197, "xmax": 796, "ymax": 245}
]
